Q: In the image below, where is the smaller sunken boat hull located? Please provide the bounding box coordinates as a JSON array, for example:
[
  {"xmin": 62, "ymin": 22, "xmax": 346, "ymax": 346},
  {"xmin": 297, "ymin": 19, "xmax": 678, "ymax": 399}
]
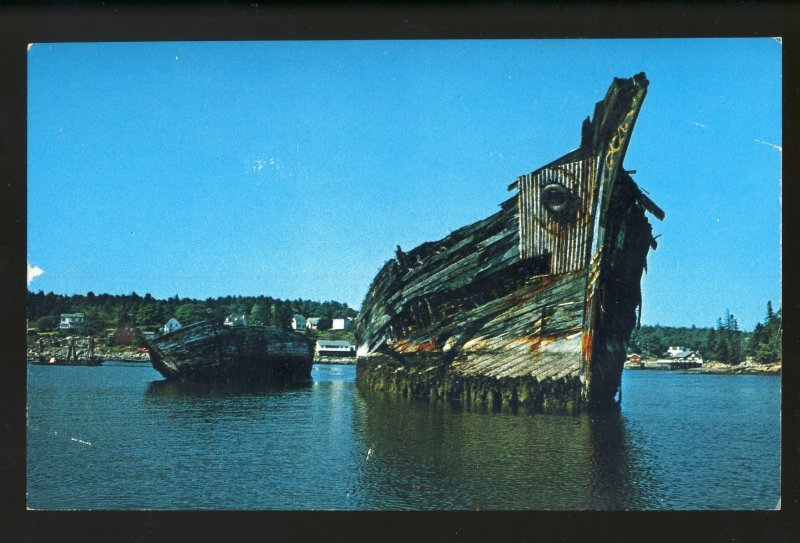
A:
[{"xmin": 146, "ymin": 321, "xmax": 313, "ymax": 383}]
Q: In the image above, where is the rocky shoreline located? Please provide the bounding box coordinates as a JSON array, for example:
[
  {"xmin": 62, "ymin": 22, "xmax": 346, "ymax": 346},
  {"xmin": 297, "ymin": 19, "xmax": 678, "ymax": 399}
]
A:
[
  {"xmin": 29, "ymin": 335, "xmax": 358, "ymax": 365},
  {"xmin": 682, "ymin": 360, "xmax": 781, "ymax": 376},
  {"xmin": 28, "ymin": 334, "xmax": 780, "ymax": 375},
  {"xmin": 27, "ymin": 334, "xmax": 150, "ymax": 363}
]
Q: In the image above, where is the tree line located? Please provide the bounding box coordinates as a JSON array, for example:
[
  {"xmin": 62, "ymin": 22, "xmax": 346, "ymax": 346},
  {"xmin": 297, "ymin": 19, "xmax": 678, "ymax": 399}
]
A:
[
  {"xmin": 27, "ymin": 290, "xmax": 358, "ymax": 335},
  {"xmin": 629, "ymin": 302, "xmax": 781, "ymax": 364},
  {"xmin": 747, "ymin": 301, "xmax": 782, "ymax": 364}
]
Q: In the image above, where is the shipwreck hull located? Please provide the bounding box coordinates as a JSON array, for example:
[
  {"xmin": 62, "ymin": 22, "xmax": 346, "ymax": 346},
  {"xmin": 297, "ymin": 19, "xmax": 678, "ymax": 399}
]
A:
[
  {"xmin": 355, "ymin": 73, "xmax": 662, "ymax": 413},
  {"xmin": 356, "ymin": 271, "xmax": 589, "ymax": 413},
  {"xmin": 147, "ymin": 321, "xmax": 313, "ymax": 384}
]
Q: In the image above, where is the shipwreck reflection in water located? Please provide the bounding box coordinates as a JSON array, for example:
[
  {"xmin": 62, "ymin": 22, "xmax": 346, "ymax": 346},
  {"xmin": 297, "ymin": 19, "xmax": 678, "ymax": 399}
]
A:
[
  {"xmin": 352, "ymin": 389, "xmax": 652, "ymax": 509},
  {"xmin": 145, "ymin": 378, "xmax": 313, "ymax": 398},
  {"xmin": 140, "ymin": 378, "xmax": 320, "ymax": 454}
]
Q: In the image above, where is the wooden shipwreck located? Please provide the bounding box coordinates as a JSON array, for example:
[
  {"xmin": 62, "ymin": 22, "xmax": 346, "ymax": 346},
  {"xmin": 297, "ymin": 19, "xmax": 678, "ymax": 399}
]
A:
[
  {"xmin": 146, "ymin": 321, "xmax": 313, "ymax": 384},
  {"xmin": 354, "ymin": 73, "xmax": 664, "ymax": 413}
]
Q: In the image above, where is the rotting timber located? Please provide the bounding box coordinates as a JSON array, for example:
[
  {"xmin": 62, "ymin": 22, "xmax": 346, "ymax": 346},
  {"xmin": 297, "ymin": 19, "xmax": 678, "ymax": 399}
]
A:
[
  {"xmin": 354, "ymin": 73, "xmax": 664, "ymax": 413},
  {"xmin": 146, "ymin": 321, "xmax": 313, "ymax": 384}
]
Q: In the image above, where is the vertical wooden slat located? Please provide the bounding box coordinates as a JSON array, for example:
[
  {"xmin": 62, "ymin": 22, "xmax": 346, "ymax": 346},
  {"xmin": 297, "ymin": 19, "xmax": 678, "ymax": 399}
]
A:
[{"xmin": 518, "ymin": 156, "xmax": 599, "ymax": 273}]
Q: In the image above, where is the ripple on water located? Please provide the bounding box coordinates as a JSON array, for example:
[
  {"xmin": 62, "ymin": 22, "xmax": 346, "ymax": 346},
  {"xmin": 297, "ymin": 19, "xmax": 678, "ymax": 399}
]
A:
[{"xmin": 27, "ymin": 364, "xmax": 780, "ymax": 510}]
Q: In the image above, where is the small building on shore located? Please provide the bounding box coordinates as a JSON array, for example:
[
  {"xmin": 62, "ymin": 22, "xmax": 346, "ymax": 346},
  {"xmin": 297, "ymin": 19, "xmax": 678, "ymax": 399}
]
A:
[
  {"xmin": 163, "ymin": 318, "xmax": 181, "ymax": 334},
  {"xmin": 306, "ymin": 317, "xmax": 321, "ymax": 331},
  {"xmin": 110, "ymin": 322, "xmax": 139, "ymax": 346},
  {"xmin": 224, "ymin": 314, "xmax": 248, "ymax": 327},
  {"xmin": 59, "ymin": 313, "xmax": 85, "ymax": 330},
  {"xmin": 670, "ymin": 349, "xmax": 704, "ymax": 366},
  {"xmin": 291, "ymin": 314, "xmax": 306, "ymax": 330},
  {"xmin": 666, "ymin": 346, "xmax": 690, "ymax": 357},
  {"xmin": 315, "ymin": 340, "xmax": 356, "ymax": 357},
  {"xmin": 331, "ymin": 318, "xmax": 352, "ymax": 330},
  {"xmin": 624, "ymin": 353, "xmax": 643, "ymax": 369},
  {"xmin": 642, "ymin": 351, "xmax": 703, "ymax": 370}
]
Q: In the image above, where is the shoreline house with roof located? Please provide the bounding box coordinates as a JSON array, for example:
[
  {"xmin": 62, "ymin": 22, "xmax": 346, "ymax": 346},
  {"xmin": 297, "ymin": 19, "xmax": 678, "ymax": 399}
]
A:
[
  {"xmin": 641, "ymin": 347, "xmax": 704, "ymax": 370},
  {"xmin": 291, "ymin": 314, "xmax": 306, "ymax": 330},
  {"xmin": 666, "ymin": 346, "xmax": 690, "ymax": 357},
  {"xmin": 59, "ymin": 313, "xmax": 85, "ymax": 330},
  {"xmin": 163, "ymin": 318, "xmax": 182, "ymax": 334},
  {"xmin": 224, "ymin": 314, "xmax": 248, "ymax": 327},
  {"xmin": 110, "ymin": 322, "xmax": 139, "ymax": 346},
  {"xmin": 668, "ymin": 348, "xmax": 704, "ymax": 366},
  {"xmin": 305, "ymin": 317, "xmax": 321, "ymax": 331},
  {"xmin": 331, "ymin": 317, "xmax": 352, "ymax": 330},
  {"xmin": 315, "ymin": 340, "xmax": 356, "ymax": 358}
]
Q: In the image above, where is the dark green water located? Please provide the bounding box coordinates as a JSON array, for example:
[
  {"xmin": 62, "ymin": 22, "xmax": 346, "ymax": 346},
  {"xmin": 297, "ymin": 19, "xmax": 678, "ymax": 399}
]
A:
[{"xmin": 27, "ymin": 363, "xmax": 780, "ymax": 510}]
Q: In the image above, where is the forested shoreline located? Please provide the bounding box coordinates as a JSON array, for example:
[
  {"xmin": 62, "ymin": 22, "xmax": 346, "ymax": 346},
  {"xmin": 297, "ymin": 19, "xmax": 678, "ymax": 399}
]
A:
[
  {"xmin": 27, "ymin": 290, "xmax": 357, "ymax": 336},
  {"xmin": 631, "ymin": 302, "xmax": 781, "ymax": 364},
  {"xmin": 27, "ymin": 291, "xmax": 780, "ymax": 364}
]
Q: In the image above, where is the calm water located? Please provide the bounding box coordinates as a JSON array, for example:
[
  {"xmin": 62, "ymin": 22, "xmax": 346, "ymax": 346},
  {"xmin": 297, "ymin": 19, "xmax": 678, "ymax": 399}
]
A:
[{"xmin": 27, "ymin": 363, "xmax": 780, "ymax": 510}]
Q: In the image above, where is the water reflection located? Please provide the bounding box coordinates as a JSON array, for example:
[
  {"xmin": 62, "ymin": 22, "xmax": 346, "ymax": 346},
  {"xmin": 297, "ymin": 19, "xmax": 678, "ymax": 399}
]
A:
[
  {"xmin": 143, "ymin": 379, "xmax": 316, "ymax": 425},
  {"xmin": 145, "ymin": 378, "xmax": 313, "ymax": 398},
  {"xmin": 27, "ymin": 363, "xmax": 779, "ymax": 509},
  {"xmin": 353, "ymin": 389, "xmax": 652, "ymax": 509},
  {"xmin": 584, "ymin": 413, "xmax": 650, "ymax": 509}
]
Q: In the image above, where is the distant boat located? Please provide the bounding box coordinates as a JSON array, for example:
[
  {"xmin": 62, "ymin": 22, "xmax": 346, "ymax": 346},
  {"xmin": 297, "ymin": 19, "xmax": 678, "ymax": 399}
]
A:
[
  {"xmin": 146, "ymin": 321, "xmax": 313, "ymax": 383},
  {"xmin": 355, "ymin": 73, "xmax": 664, "ymax": 413}
]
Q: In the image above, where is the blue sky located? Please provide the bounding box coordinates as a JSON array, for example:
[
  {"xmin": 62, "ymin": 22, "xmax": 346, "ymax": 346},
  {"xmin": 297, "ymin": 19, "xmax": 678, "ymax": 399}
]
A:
[{"xmin": 27, "ymin": 39, "xmax": 781, "ymax": 330}]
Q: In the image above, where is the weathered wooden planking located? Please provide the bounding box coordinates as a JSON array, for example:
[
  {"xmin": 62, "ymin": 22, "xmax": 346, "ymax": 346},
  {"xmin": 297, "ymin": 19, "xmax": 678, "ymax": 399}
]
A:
[
  {"xmin": 148, "ymin": 322, "xmax": 313, "ymax": 382},
  {"xmin": 357, "ymin": 204, "xmax": 525, "ymax": 352},
  {"xmin": 447, "ymin": 273, "xmax": 586, "ymax": 380},
  {"xmin": 355, "ymin": 73, "xmax": 662, "ymax": 412},
  {"xmin": 582, "ymin": 171, "xmax": 657, "ymax": 409},
  {"xmin": 518, "ymin": 156, "xmax": 599, "ymax": 273}
]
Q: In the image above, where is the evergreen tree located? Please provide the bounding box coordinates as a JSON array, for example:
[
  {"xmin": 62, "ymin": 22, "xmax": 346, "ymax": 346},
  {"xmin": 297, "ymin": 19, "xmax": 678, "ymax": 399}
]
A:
[
  {"xmin": 274, "ymin": 304, "xmax": 294, "ymax": 330},
  {"xmin": 175, "ymin": 303, "xmax": 213, "ymax": 326},
  {"xmin": 705, "ymin": 327, "xmax": 718, "ymax": 360},
  {"xmin": 728, "ymin": 312, "xmax": 742, "ymax": 364},
  {"xmin": 249, "ymin": 303, "xmax": 272, "ymax": 325},
  {"xmin": 753, "ymin": 301, "xmax": 781, "ymax": 364}
]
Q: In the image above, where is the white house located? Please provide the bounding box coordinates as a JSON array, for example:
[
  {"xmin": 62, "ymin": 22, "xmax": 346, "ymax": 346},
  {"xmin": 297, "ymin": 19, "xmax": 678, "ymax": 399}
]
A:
[
  {"xmin": 306, "ymin": 317, "xmax": 321, "ymax": 330},
  {"xmin": 315, "ymin": 340, "xmax": 356, "ymax": 357},
  {"xmin": 59, "ymin": 313, "xmax": 85, "ymax": 330},
  {"xmin": 291, "ymin": 314, "xmax": 306, "ymax": 330},
  {"xmin": 331, "ymin": 318, "xmax": 352, "ymax": 330},
  {"xmin": 666, "ymin": 346, "xmax": 689, "ymax": 357},
  {"xmin": 648, "ymin": 349, "xmax": 703, "ymax": 370},
  {"xmin": 224, "ymin": 314, "xmax": 248, "ymax": 327},
  {"xmin": 670, "ymin": 350, "xmax": 704, "ymax": 365},
  {"xmin": 163, "ymin": 318, "xmax": 182, "ymax": 334}
]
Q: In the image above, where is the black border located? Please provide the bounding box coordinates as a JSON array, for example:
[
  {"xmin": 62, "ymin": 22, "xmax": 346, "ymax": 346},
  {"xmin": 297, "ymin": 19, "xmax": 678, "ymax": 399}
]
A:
[{"xmin": 1, "ymin": 2, "xmax": 797, "ymax": 542}]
